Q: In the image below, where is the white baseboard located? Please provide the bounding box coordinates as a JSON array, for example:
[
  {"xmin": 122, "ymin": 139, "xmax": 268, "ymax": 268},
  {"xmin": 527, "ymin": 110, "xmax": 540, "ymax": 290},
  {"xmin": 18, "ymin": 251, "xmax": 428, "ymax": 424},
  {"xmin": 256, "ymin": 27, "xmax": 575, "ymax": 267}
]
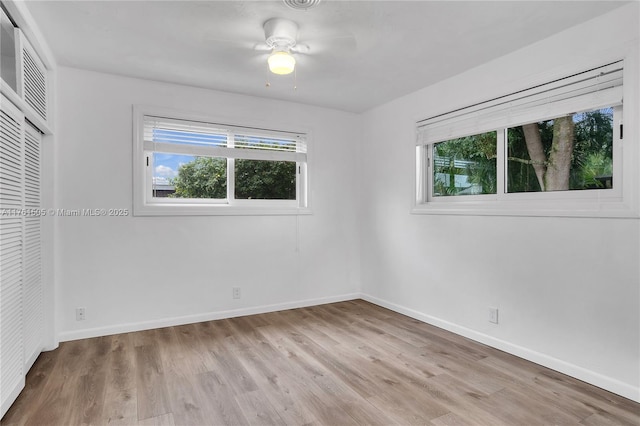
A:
[
  {"xmin": 57, "ymin": 293, "xmax": 360, "ymax": 343},
  {"xmin": 24, "ymin": 346, "xmax": 41, "ymax": 373},
  {"xmin": 361, "ymin": 293, "xmax": 640, "ymax": 403}
]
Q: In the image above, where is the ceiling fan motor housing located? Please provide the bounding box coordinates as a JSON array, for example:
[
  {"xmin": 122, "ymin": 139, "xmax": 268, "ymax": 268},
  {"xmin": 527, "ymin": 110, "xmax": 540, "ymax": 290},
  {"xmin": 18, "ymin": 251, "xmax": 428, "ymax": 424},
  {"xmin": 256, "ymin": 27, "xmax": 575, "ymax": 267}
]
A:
[{"xmin": 264, "ymin": 18, "xmax": 298, "ymax": 50}]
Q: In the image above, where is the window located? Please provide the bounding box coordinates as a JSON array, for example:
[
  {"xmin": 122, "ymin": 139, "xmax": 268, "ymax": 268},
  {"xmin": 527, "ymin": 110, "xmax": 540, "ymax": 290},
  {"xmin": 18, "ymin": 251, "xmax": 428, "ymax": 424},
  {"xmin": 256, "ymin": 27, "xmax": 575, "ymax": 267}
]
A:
[
  {"xmin": 506, "ymin": 107, "xmax": 615, "ymax": 193},
  {"xmin": 133, "ymin": 108, "xmax": 309, "ymax": 216},
  {"xmin": 414, "ymin": 61, "xmax": 632, "ymax": 217},
  {"xmin": 432, "ymin": 131, "xmax": 497, "ymax": 197}
]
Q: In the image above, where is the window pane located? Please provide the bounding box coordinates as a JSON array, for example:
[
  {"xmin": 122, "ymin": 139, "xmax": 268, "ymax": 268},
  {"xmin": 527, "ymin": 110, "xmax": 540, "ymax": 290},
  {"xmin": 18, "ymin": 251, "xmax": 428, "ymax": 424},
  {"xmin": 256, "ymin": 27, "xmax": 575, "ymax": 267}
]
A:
[
  {"xmin": 432, "ymin": 132, "xmax": 497, "ymax": 197},
  {"xmin": 153, "ymin": 153, "xmax": 227, "ymax": 199},
  {"xmin": 507, "ymin": 107, "xmax": 613, "ymax": 193},
  {"xmin": 235, "ymin": 160, "xmax": 296, "ymax": 200}
]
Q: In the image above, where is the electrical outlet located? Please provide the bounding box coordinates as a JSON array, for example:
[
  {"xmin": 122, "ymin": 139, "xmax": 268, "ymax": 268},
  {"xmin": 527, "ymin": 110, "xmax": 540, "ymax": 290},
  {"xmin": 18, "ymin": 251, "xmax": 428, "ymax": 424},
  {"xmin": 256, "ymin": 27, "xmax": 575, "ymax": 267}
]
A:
[
  {"xmin": 489, "ymin": 307, "xmax": 499, "ymax": 324},
  {"xmin": 232, "ymin": 287, "xmax": 241, "ymax": 299},
  {"xmin": 76, "ymin": 307, "xmax": 86, "ymax": 321}
]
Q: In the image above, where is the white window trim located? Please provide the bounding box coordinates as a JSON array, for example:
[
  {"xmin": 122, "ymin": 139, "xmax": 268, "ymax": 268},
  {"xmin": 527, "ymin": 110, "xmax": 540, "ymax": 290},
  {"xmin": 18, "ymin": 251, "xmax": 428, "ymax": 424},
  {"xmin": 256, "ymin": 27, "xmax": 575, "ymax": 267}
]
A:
[
  {"xmin": 412, "ymin": 59, "xmax": 639, "ymax": 218},
  {"xmin": 133, "ymin": 105, "xmax": 312, "ymax": 216}
]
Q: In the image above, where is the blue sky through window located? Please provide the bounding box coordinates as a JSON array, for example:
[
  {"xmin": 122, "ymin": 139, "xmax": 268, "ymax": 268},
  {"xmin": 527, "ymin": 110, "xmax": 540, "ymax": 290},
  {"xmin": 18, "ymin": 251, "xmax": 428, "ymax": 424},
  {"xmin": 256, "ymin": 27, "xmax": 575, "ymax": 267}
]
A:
[
  {"xmin": 151, "ymin": 128, "xmax": 225, "ymax": 185},
  {"xmin": 153, "ymin": 152, "xmax": 195, "ymax": 185}
]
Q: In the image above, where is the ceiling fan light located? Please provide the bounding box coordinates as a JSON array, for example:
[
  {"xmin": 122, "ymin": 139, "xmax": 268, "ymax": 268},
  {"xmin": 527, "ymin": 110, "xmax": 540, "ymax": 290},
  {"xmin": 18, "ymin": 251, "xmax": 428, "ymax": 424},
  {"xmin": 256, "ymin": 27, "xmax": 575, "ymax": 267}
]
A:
[{"xmin": 268, "ymin": 51, "xmax": 296, "ymax": 75}]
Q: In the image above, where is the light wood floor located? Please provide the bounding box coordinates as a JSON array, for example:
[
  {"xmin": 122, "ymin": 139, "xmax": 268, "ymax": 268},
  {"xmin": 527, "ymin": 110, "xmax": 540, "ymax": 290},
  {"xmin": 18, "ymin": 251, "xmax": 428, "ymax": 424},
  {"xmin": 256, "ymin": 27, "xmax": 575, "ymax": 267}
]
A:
[{"xmin": 2, "ymin": 300, "xmax": 639, "ymax": 425}]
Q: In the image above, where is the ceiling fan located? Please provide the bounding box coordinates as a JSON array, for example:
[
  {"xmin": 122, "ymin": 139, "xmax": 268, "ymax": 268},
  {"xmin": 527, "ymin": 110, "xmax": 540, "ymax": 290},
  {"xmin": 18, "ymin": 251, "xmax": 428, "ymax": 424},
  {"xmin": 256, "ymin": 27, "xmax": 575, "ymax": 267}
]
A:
[
  {"xmin": 254, "ymin": 17, "xmax": 357, "ymax": 77},
  {"xmin": 257, "ymin": 18, "xmax": 308, "ymax": 75}
]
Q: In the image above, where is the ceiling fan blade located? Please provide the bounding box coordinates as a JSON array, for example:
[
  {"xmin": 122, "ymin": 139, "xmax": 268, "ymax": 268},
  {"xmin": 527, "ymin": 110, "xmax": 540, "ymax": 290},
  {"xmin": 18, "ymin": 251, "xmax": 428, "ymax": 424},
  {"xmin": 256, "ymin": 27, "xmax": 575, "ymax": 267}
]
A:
[
  {"xmin": 253, "ymin": 43, "xmax": 271, "ymax": 52},
  {"xmin": 301, "ymin": 34, "xmax": 358, "ymax": 56},
  {"xmin": 291, "ymin": 43, "xmax": 310, "ymax": 54}
]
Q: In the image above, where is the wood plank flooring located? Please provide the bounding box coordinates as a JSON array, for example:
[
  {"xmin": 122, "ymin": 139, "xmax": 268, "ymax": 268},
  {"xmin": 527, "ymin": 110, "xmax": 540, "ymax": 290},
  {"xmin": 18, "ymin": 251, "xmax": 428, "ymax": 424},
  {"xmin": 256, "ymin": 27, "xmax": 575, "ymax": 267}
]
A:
[{"xmin": 2, "ymin": 300, "xmax": 639, "ymax": 425}]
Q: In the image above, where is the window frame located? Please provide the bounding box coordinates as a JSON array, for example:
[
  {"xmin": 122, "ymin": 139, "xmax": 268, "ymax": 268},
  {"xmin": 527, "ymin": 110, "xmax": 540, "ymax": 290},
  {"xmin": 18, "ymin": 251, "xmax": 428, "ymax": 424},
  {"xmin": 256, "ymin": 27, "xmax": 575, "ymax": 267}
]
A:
[
  {"xmin": 133, "ymin": 105, "xmax": 311, "ymax": 216},
  {"xmin": 412, "ymin": 60, "xmax": 637, "ymax": 218}
]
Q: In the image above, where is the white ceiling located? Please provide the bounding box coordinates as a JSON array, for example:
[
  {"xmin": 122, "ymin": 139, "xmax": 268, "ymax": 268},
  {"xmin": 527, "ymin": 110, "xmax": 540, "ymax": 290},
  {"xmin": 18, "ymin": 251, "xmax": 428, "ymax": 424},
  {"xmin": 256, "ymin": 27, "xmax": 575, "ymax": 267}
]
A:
[{"xmin": 26, "ymin": 1, "xmax": 627, "ymax": 113}]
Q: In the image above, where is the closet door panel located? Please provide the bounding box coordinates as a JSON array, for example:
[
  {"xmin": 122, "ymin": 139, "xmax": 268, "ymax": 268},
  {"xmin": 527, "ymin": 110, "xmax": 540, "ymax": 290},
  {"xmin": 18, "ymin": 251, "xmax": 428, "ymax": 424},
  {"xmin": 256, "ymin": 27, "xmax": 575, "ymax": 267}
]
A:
[
  {"xmin": 0, "ymin": 95, "xmax": 25, "ymax": 417},
  {"xmin": 22, "ymin": 123, "xmax": 41, "ymax": 369}
]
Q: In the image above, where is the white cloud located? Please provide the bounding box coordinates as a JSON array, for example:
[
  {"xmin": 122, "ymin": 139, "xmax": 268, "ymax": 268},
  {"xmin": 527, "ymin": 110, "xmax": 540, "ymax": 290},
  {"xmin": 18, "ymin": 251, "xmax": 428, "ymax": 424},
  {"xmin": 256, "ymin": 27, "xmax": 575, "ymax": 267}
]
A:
[{"xmin": 155, "ymin": 165, "xmax": 177, "ymax": 178}]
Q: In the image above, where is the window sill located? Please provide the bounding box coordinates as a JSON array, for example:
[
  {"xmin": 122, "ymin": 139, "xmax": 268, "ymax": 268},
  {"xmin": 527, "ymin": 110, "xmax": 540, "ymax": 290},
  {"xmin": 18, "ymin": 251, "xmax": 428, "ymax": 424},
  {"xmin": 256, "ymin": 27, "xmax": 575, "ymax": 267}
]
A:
[
  {"xmin": 133, "ymin": 203, "xmax": 312, "ymax": 217},
  {"xmin": 411, "ymin": 199, "xmax": 639, "ymax": 219}
]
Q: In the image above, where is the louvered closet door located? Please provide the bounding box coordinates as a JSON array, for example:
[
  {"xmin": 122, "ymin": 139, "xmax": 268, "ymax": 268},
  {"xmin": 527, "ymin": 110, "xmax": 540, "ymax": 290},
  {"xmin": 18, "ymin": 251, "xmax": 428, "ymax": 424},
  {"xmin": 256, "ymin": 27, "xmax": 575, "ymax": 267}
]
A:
[
  {"xmin": 22, "ymin": 123, "xmax": 41, "ymax": 370},
  {"xmin": 17, "ymin": 31, "xmax": 48, "ymax": 123},
  {"xmin": 0, "ymin": 94, "xmax": 25, "ymax": 416}
]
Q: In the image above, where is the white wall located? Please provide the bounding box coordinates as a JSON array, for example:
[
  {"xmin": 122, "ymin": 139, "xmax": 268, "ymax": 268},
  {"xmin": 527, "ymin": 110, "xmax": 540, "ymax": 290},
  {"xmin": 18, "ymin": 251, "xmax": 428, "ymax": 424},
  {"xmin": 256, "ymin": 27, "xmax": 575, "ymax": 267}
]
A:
[
  {"xmin": 360, "ymin": 4, "xmax": 639, "ymax": 401},
  {"xmin": 55, "ymin": 67, "xmax": 361, "ymax": 340}
]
